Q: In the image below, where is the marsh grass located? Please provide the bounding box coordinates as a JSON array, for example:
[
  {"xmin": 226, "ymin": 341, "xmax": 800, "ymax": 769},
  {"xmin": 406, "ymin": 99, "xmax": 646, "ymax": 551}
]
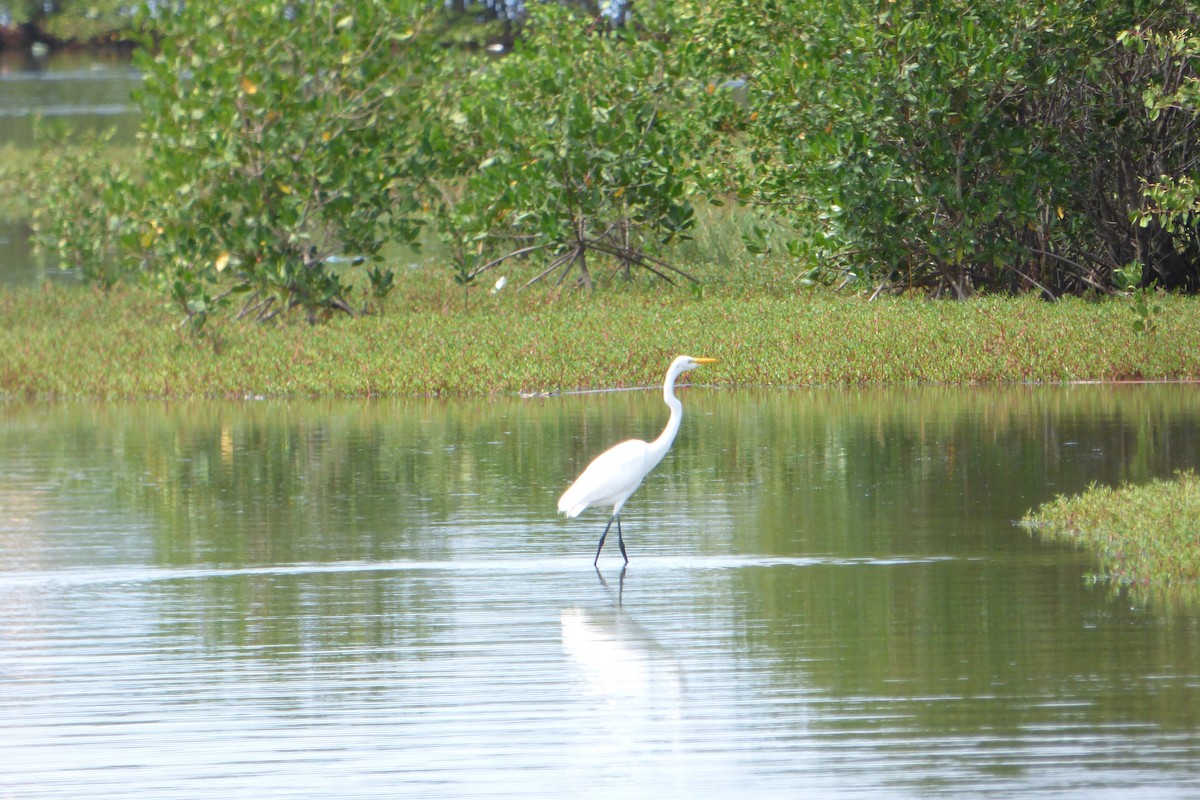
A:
[
  {"xmin": 3, "ymin": 278, "xmax": 1200, "ymax": 399},
  {"xmin": 1024, "ymin": 471, "xmax": 1200, "ymax": 607}
]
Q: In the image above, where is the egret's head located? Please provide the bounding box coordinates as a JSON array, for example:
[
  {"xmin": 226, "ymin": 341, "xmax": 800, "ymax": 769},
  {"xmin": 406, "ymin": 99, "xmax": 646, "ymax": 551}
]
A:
[
  {"xmin": 674, "ymin": 355, "xmax": 718, "ymax": 373},
  {"xmin": 663, "ymin": 355, "xmax": 717, "ymax": 402}
]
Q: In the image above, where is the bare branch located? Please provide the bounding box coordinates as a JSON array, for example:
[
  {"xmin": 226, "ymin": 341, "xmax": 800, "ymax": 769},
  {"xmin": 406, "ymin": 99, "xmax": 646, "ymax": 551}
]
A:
[{"xmin": 467, "ymin": 243, "xmax": 548, "ymax": 280}]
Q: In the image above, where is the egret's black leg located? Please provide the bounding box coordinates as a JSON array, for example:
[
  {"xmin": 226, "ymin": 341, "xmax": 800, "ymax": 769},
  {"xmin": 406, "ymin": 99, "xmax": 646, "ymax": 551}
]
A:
[
  {"xmin": 594, "ymin": 514, "xmax": 617, "ymax": 566},
  {"xmin": 616, "ymin": 516, "xmax": 628, "ymax": 564}
]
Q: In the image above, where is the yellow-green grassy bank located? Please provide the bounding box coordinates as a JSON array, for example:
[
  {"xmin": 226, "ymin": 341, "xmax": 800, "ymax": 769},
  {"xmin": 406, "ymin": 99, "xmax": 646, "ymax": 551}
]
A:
[{"xmin": 3, "ymin": 282, "xmax": 1200, "ymax": 400}]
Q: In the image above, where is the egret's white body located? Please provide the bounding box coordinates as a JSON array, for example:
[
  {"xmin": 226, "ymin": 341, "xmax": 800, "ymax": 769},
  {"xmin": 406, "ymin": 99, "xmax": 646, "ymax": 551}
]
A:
[{"xmin": 558, "ymin": 355, "xmax": 717, "ymax": 564}]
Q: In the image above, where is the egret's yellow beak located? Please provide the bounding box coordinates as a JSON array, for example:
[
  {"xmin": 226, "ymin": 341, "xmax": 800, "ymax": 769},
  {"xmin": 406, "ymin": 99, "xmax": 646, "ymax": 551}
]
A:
[{"xmin": 694, "ymin": 357, "xmax": 718, "ymax": 365}]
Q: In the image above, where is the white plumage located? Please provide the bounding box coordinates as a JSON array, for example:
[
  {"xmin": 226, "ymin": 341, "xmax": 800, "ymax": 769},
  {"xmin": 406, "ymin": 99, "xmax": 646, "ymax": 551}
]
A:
[{"xmin": 558, "ymin": 355, "xmax": 717, "ymax": 564}]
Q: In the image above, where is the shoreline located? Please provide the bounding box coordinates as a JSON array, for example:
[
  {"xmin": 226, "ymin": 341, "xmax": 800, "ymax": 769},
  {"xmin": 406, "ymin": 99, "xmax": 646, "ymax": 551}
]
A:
[{"xmin": 0, "ymin": 24, "xmax": 134, "ymax": 51}]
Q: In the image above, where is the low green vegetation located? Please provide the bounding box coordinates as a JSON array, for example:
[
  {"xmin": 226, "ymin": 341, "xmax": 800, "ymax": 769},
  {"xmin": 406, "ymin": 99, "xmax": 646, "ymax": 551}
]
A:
[
  {"xmin": 3, "ymin": 280, "xmax": 1200, "ymax": 399},
  {"xmin": 1025, "ymin": 472, "xmax": 1200, "ymax": 606}
]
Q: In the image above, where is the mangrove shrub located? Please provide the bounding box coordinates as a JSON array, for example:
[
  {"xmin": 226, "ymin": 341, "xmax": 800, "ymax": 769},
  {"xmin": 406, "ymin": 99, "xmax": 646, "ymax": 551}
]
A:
[
  {"xmin": 16, "ymin": 124, "xmax": 135, "ymax": 287},
  {"xmin": 130, "ymin": 0, "xmax": 438, "ymax": 322},
  {"xmin": 707, "ymin": 0, "xmax": 1200, "ymax": 296},
  {"xmin": 426, "ymin": 4, "xmax": 728, "ymax": 290}
]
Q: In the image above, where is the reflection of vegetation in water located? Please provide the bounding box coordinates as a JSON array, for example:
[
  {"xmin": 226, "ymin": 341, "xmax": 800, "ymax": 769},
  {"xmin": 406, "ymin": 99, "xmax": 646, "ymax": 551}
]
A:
[
  {"xmin": 116, "ymin": 400, "xmax": 585, "ymax": 565},
  {"xmin": 727, "ymin": 558, "xmax": 1200, "ymax": 739},
  {"xmin": 0, "ymin": 398, "xmax": 604, "ymax": 563},
  {"xmin": 694, "ymin": 388, "xmax": 1200, "ymax": 736},
  {"xmin": 691, "ymin": 384, "xmax": 1200, "ymax": 557},
  {"xmin": 158, "ymin": 570, "xmax": 452, "ymax": 690},
  {"xmin": 4, "ymin": 387, "xmax": 1200, "ymax": 716},
  {"xmin": 685, "ymin": 386, "xmax": 1200, "ymax": 737},
  {"xmin": 5, "ymin": 385, "xmax": 1198, "ymax": 566}
]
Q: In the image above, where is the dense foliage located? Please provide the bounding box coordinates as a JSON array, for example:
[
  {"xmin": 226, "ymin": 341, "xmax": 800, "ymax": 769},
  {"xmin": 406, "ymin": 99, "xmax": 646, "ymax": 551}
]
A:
[
  {"xmin": 1124, "ymin": 25, "xmax": 1200, "ymax": 285},
  {"xmin": 130, "ymin": 0, "xmax": 436, "ymax": 323},
  {"xmin": 5, "ymin": 0, "xmax": 1200, "ymax": 320},
  {"xmin": 705, "ymin": 0, "xmax": 1200, "ymax": 296},
  {"xmin": 0, "ymin": 0, "xmax": 130, "ymax": 42},
  {"xmin": 426, "ymin": 4, "xmax": 723, "ymax": 291}
]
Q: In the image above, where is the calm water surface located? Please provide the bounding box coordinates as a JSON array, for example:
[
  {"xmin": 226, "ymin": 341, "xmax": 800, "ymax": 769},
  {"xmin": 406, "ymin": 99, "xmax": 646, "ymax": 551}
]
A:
[
  {"xmin": 2, "ymin": 386, "xmax": 1200, "ymax": 798},
  {"xmin": 0, "ymin": 47, "xmax": 140, "ymax": 147}
]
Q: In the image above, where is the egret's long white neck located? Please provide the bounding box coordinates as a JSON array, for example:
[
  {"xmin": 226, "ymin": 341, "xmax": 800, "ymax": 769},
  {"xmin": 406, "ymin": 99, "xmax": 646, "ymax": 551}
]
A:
[{"xmin": 647, "ymin": 362, "xmax": 688, "ymax": 468}]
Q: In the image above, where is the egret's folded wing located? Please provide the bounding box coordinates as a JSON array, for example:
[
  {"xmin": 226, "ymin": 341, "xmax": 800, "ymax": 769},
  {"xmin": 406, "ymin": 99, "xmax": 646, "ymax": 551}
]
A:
[{"xmin": 558, "ymin": 439, "xmax": 651, "ymax": 517}]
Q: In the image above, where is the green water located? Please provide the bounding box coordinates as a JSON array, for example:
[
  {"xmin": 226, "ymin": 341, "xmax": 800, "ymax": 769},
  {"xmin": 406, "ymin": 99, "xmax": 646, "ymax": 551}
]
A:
[
  {"xmin": 0, "ymin": 47, "xmax": 140, "ymax": 148},
  {"xmin": 2, "ymin": 386, "xmax": 1199, "ymax": 797}
]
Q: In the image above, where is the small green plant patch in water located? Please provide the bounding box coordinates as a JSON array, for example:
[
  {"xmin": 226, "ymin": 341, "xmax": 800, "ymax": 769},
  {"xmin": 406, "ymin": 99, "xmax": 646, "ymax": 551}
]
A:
[{"xmin": 1024, "ymin": 471, "xmax": 1200, "ymax": 605}]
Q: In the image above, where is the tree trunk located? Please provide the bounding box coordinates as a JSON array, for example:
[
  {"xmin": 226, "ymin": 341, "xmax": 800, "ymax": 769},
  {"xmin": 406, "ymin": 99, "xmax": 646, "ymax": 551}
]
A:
[{"xmin": 1137, "ymin": 220, "xmax": 1199, "ymax": 291}]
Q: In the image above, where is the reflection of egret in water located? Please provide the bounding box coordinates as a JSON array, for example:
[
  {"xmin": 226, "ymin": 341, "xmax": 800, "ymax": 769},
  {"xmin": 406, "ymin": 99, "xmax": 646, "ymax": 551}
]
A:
[{"xmin": 560, "ymin": 568, "xmax": 685, "ymax": 775}]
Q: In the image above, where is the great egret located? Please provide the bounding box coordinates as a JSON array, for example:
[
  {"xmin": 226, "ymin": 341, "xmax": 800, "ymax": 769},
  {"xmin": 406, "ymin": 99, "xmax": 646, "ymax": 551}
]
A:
[{"xmin": 558, "ymin": 355, "xmax": 717, "ymax": 565}]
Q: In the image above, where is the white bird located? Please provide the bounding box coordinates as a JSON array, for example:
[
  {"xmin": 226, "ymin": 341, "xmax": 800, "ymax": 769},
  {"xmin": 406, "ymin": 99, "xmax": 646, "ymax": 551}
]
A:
[{"xmin": 558, "ymin": 355, "xmax": 717, "ymax": 565}]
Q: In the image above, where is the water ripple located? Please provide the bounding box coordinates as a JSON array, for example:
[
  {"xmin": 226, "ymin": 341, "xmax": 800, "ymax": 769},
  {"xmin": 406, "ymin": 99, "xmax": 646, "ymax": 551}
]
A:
[{"xmin": 0, "ymin": 554, "xmax": 964, "ymax": 589}]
